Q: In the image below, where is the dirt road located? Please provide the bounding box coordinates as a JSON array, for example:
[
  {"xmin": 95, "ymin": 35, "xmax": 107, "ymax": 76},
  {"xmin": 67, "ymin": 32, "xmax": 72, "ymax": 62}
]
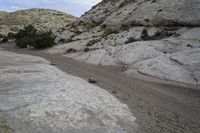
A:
[{"xmin": 1, "ymin": 42, "xmax": 200, "ymax": 133}]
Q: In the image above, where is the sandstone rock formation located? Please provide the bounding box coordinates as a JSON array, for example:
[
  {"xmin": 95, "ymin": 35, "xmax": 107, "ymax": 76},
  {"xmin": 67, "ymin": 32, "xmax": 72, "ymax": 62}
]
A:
[
  {"xmin": 47, "ymin": 0, "xmax": 200, "ymax": 85},
  {"xmin": 0, "ymin": 50, "xmax": 137, "ymax": 133}
]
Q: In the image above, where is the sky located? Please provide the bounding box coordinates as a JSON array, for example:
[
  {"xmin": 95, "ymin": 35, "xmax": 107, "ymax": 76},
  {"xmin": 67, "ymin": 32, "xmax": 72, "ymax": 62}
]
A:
[{"xmin": 0, "ymin": 0, "xmax": 102, "ymax": 17}]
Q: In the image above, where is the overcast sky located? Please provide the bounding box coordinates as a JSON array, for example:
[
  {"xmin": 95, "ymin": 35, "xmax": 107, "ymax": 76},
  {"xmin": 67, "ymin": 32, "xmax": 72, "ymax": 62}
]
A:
[{"xmin": 0, "ymin": 0, "xmax": 101, "ymax": 17}]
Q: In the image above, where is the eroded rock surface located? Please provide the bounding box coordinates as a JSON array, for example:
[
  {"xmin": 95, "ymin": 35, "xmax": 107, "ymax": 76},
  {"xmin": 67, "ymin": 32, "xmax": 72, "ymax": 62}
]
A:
[
  {"xmin": 59, "ymin": 27, "xmax": 200, "ymax": 85},
  {"xmin": 0, "ymin": 50, "xmax": 137, "ymax": 133},
  {"xmin": 47, "ymin": 0, "xmax": 200, "ymax": 85}
]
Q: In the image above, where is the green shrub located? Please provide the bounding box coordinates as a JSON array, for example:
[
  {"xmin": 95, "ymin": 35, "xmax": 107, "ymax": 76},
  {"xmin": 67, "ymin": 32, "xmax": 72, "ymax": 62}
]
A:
[{"xmin": 31, "ymin": 32, "xmax": 55, "ymax": 49}]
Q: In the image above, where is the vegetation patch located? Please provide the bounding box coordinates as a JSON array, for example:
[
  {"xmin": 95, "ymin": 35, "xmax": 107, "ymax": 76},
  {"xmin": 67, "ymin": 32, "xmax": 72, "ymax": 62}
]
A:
[
  {"xmin": 2, "ymin": 36, "xmax": 8, "ymax": 43},
  {"xmin": 86, "ymin": 39, "xmax": 101, "ymax": 47},
  {"xmin": 15, "ymin": 25, "xmax": 56, "ymax": 49},
  {"xmin": 0, "ymin": 34, "xmax": 3, "ymax": 38},
  {"xmin": 141, "ymin": 28, "xmax": 179, "ymax": 41},
  {"xmin": 58, "ymin": 38, "xmax": 73, "ymax": 44},
  {"xmin": 0, "ymin": 34, "xmax": 9, "ymax": 43}
]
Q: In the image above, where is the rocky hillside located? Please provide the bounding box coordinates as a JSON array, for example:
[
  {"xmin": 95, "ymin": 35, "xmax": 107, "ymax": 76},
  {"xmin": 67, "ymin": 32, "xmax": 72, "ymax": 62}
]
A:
[
  {"xmin": 0, "ymin": 8, "xmax": 76, "ymax": 35},
  {"xmin": 47, "ymin": 0, "xmax": 200, "ymax": 85},
  {"xmin": 80, "ymin": 0, "xmax": 200, "ymax": 28}
]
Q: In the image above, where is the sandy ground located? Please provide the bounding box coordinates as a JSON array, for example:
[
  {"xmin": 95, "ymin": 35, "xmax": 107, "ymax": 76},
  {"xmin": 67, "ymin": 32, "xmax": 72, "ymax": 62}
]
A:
[{"xmin": 1, "ymin": 42, "xmax": 200, "ymax": 133}]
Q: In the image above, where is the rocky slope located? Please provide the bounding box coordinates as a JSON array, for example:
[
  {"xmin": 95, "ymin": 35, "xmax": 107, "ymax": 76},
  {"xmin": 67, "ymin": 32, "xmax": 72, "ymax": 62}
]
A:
[
  {"xmin": 0, "ymin": 8, "xmax": 76, "ymax": 35},
  {"xmin": 47, "ymin": 0, "xmax": 200, "ymax": 85},
  {"xmin": 0, "ymin": 49, "xmax": 137, "ymax": 133}
]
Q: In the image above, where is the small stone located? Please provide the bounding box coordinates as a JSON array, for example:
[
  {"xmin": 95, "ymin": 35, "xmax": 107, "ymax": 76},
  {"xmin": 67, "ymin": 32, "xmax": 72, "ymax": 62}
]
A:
[{"xmin": 88, "ymin": 78, "xmax": 97, "ymax": 84}]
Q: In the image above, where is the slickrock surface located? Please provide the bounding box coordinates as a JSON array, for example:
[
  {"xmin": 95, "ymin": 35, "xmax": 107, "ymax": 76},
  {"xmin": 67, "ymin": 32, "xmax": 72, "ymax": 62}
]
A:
[{"xmin": 0, "ymin": 50, "xmax": 137, "ymax": 133}]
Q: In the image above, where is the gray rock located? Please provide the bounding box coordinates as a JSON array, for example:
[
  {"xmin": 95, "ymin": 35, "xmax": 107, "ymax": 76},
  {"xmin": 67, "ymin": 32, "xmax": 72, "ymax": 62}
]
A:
[{"xmin": 0, "ymin": 50, "xmax": 137, "ymax": 133}]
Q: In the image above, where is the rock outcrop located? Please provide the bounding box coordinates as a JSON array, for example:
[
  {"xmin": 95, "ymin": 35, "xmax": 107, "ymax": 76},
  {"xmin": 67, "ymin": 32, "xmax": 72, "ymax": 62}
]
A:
[
  {"xmin": 0, "ymin": 50, "xmax": 137, "ymax": 133},
  {"xmin": 47, "ymin": 0, "xmax": 200, "ymax": 85}
]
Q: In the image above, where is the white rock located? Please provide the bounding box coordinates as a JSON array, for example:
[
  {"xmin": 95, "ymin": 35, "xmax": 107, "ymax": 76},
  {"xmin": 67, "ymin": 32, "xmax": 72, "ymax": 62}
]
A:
[
  {"xmin": 115, "ymin": 43, "xmax": 161, "ymax": 65},
  {"xmin": 70, "ymin": 48, "xmax": 117, "ymax": 66},
  {"xmin": 129, "ymin": 55, "xmax": 197, "ymax": 85},
  {"xmin": 0, "ymin": 50, "xmax": 137, "ymax": 133},
  {"xmin": 170, "ymin": 49, "xmax": 200, "ymax": 65},
  {"xmin": 179, "ymin": 27, "xmax": 200, "ymax": 40}
]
